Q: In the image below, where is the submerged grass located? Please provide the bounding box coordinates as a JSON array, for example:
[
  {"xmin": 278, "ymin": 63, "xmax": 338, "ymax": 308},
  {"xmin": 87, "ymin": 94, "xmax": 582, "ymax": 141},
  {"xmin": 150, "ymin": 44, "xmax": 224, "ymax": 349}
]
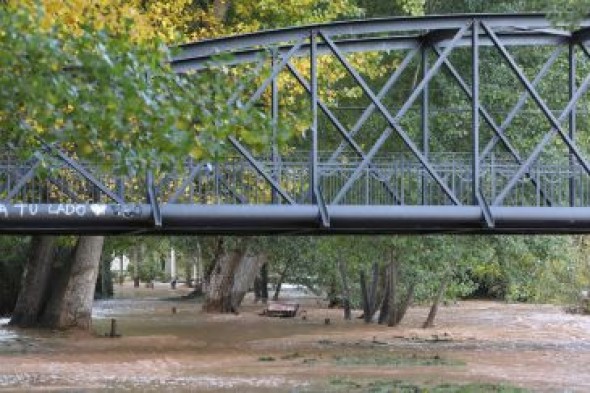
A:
[
  {"xmin": 332, "ymin": 352, "xmax": 464, "ymax": 367},
  {"xmin": 326, "ymin": 379, "xmax": 529, "ymax": 393}
]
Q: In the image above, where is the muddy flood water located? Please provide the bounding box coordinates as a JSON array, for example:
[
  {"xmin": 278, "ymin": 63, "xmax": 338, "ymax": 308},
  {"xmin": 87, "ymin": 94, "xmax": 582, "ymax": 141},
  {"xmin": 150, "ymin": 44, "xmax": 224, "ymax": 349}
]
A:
[{"xmin": 2, "ymin": 284, "xmax": 590, "ymax": 392}]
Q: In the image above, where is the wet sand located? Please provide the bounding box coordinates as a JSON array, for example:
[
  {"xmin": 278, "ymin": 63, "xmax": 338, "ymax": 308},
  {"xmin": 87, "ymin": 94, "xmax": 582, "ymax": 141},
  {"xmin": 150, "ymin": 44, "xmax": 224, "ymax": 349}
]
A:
[{"xmin": 1, "ymin": 283, "xmax": 590, "ymax": 392}]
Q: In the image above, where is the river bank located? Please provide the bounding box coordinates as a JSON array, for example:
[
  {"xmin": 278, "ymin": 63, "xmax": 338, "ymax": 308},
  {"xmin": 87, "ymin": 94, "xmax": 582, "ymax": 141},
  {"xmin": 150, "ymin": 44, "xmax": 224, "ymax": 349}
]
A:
[{"xmin": 1, "ymin": 283, "xmax": 589, "ymax": 392}]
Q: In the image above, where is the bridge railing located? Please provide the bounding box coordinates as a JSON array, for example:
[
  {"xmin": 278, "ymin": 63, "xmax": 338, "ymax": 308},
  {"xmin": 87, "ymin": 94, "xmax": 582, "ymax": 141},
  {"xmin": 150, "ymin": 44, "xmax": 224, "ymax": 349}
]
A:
[{"xmin": 1, "ymin": 151, "xmax": 589, "ymax": 208}]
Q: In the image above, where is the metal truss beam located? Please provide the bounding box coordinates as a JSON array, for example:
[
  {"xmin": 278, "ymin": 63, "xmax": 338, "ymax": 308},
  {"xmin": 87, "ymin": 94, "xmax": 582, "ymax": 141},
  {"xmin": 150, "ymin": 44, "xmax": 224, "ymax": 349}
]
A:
[
  {"xmin": 172, "ymin": 33, "xmax": 567, "ymax": 72},
  {"xmin": 175, "ymin": 14, "xmax": 581, "ymax": 63},
  {"xmin": 2, "ymin": 204, "xmax": 590, "ymax": 235}
]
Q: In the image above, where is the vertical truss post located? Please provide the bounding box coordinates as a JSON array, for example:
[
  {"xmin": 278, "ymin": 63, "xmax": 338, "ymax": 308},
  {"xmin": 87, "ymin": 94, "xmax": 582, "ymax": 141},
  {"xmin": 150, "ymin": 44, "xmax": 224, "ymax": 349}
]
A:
[
  {"xmin": 116, "ymin": 176, "xmax": 125, "ymax": 201},
  {"xmin": 311, "ymin": 29, "xmax": 319, "ymax": 204},
  {"xmin": 421, "ymin": 45, "xmax": 429, "ymax": 205},
  {"xmin": 472, "ymin": 20, "xmax": 480, "ymax": 205},
  {"xmin": 271, "ymin": 48, "xmax": 280, "ymax": 205},
  {"xmin": 569, "ymin": 42, "xmax": 577, "ymax": 207}
]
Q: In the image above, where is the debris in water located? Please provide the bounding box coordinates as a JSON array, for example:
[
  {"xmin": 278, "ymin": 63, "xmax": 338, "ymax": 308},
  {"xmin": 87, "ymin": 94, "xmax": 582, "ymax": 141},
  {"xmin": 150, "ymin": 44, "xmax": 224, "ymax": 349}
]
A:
[{"xmin": 261, "ymin": 303, "xmax": 299, "ymax": 318}]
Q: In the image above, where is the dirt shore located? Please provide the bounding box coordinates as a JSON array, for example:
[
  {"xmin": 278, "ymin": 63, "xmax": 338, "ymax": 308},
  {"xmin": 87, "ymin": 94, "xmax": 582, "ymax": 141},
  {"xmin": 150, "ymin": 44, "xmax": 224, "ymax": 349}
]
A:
[{"xmin": 1, "ymin": 283, "xmax": 590, "ymax": 392}]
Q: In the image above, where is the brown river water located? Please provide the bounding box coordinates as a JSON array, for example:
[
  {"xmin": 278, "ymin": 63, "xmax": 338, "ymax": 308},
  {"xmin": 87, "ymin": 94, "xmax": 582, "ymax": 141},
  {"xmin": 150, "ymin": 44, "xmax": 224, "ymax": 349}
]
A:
[{"xmin": 1, "ymin": 283, "xmax": 590, "ymax": 392}]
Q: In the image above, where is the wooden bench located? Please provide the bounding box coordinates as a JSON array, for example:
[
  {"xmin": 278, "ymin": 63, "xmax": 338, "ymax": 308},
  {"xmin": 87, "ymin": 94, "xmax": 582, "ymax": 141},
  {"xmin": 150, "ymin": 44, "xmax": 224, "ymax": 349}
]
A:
[{"xmin": 263, "ymin": 303, "xmax": 299, "ymax": 318}]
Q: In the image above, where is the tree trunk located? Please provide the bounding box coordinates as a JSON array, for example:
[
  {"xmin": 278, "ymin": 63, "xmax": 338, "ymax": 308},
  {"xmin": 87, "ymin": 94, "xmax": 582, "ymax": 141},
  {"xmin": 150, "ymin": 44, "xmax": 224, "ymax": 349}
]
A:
[
  {"xmin": 118, "ymin": 252, "xmax": 124, "ymax": 285},
  {"xmin": 9, "ymin": 236, "xmax": 56, "ymax": 327},
  {"xmin": 359, "ymin": 262, "xmax": 381, "ymax": 323},
  {"xmin": 44, "ymin": 236, "xmax": 105, "ymax": 330},
  {"xmin": 253, "ymin": 275, "xmax": 262, "ymax": 303},
  {"xmin": 360, "ymin": 262, "xmax": 381, "ymax": 323},
  {"xmin": 377, "ymin": 264, "xmax": 390, "ymax": 325},
  {"xmin": 272, "ymin": 265, "xmax": 289, "ymax": 301},
  {"xmin": 395, "ymin": 281, "xmax": 416, "ymax": 325},
  {"xmin": 133, "ymin": 244, "xmax": 140, "ymax": 288},
  {"xmin": 184, "ymin": 253, "xmax": 192, "ymax": 287},
  {"xmin": 231, "ymin": 254, "xmax": 266, "ymax": 309},
  {"xmin": 368, "ymin": 262, "xmax": 379, "ymax": 318},
  {"xmin": 0, "ymin": 259, "xmax": 23, "ymax": 317},
  {"xmin": 387, "ymin": 251, "xmax": 398, "ymax": 327},
  {"xmin": 38, "ymin": 244, "xmax": 75, "ymax": 327},
  {"xmin": 203, "ymin": 249, "xmax": 245, "ymax": 313},
  {"xmin": 260, "ymin": 263, "xmax": 269, "ymax": 303},
  {"xmin": 204, "ymin": 237, "xmax": 223, "ymax": 285},
  {"xmin": 96, "ymin": 251, "xmax": 113, "ymax": 299},
  {"xmin": 360, "ymin": 270, "xmax": 370, "ymax": 323},
  {"xmin": 423, "ymin": 277, "xmax": 449, "ymax": 329},
  {"xmin": 337, "ymin": 258, "xmax": 351, "ymax": 320}
]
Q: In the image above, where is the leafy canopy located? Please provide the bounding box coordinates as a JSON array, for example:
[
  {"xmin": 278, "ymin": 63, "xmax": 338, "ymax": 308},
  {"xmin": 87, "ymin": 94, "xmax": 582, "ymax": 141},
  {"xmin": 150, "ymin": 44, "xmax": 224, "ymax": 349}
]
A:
[{"xmin": 0, "ymin": 5, "xmax": 271, "ymax": 173}]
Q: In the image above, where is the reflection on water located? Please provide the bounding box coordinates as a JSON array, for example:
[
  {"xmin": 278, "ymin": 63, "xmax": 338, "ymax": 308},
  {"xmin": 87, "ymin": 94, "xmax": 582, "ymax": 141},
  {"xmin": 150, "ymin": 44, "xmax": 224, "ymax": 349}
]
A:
[
  {"xmin": 0, "ymin": 318, "xmax": 18, "ymax": 342},
  {"xmin": 93, "ymin": 299, "xmax": 161, "ymax": 318}
]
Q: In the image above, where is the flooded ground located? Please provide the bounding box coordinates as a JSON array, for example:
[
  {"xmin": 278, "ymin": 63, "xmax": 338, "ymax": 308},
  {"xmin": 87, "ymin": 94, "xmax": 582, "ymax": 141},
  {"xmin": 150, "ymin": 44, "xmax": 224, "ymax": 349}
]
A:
[{"xmin": 1, "ymin": 284, "xmax": 590, "ymax": 392}]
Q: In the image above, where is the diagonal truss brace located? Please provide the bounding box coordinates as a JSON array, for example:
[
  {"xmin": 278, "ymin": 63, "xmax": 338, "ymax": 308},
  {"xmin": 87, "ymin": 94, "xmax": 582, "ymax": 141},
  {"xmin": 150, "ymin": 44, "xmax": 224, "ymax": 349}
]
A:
[
  {"xmin": 40, "ymin": 141, "xmax": 125, "ymax": 204},
  {"xmin": 314, "ymin": 178, "xmax": 330, "ymax": 228},
  {"xmin": 327, "ymin": 45, "xmax": 422, "ymax": 164},
  {"xmin": 3, "ymin": 149, "xmax": 98, "ymax": 204},
  {"xmin": 244, "ymin": 35, "xmax": 307, "ymax": 110},
  {"xmin": 476, "ymin": 189, "xmax": 495, "ymax": 228},
  {"xmin": 482, "ymin": 22, "xmax": 590, "ymax": 205},
  {"xmin": 433, "ymin": 46, "xmax": 554, "ymax": 206},
  {"xmin": 493, "ymin": 83, "xmax": 590, "ymax": 207},
  {"xmin": 480, "ymin": 46, "xmax": 564, "ymax": 159},
  {"xmin": 490, "ymin": 56, "xmax": 590, "ymax": 203},
  {"xmin": 224, "ymin": 37, "xmax": 308, "ymax": 206},
  {"xmin": 167, "ymin": 164, "xmax": 203, "ymax": 203},
  {"xmin": 147, "ymin": 171, "xmax": 162, "ymax": 228},
  {"xmin": 3, "ymin": 158, "xmax": 42, "ymax": 202},
  {"xmin": 215, "ymin": 169, "xmax": 249, "ymax": 204},
  {"xmin": 167, "ymin": 163, "xmax": 248, "ymax": 204},
  {"xmin": 228, "ymin": 136, "xmax": 296, "ymax": 204},
  {"xmin": 321, "ymin": 25, "xmax": 470, "ymax": 205},
  {"xmin": 227, "ymin": 57, "xmax": 267, "ymax": 107},
  {"xmin": 483, "ymin": 23, "xmax": 590, "ymax": 173},
  {"xmin": 286, "ymin": 62, "xmax": 402, "ymax": 204}
]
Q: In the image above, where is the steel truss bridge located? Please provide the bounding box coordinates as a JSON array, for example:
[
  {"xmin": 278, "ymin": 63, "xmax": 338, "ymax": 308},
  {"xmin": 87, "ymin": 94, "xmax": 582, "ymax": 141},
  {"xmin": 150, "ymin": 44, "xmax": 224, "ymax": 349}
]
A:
[{"xmin": 5, "ymin": 14, "xmax": 590, "ymax": 235}]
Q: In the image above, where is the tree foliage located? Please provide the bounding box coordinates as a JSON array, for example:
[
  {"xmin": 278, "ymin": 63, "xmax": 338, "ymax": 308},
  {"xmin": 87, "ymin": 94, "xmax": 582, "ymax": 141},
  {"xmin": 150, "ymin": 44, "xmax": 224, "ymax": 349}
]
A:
[
  {"xmin": 4, "ymin": 0, "xmax": 590, "ymax": 323},
  {"xmin": 0, "ymin": 4, "xmax": 273, "ymax": 173}
]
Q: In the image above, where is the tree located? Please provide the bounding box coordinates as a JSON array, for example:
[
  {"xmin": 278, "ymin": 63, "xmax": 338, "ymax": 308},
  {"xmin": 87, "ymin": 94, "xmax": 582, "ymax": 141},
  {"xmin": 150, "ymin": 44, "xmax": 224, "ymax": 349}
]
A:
[
  {"xmin": 0, "ymin": 237, "xmax": 31, "ymax": 317},
  {"xmin": 4, "ymin": 1, "xmax": 271, "ymax": 328}
]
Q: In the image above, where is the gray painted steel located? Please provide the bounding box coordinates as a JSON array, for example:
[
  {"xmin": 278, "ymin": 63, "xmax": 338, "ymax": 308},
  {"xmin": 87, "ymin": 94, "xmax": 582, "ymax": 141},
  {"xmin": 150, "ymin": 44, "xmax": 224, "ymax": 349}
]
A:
[
  {"xmin": 174, "ymin": 14, "xmax": 582, "ymax": 62},
  {"xmin": 2, "ymin": 204, "xmax": 590, "ymax": 234},
  {"xmin": 4, "ymin": 14, "xmax": 590, "ymax": 235}
]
